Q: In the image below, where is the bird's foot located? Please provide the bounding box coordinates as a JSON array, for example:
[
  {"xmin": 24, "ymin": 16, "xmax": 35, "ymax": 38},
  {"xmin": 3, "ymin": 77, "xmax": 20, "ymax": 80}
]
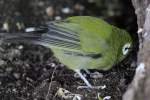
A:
[
  {"xmin": 74, "ymin": 69, "xmax": 105, "ymax": 90},
  {"xmin": 89, "ymin": 71, "xmax": 103, "ymax": 79},
  {"xmin": 74, "ymin": 71, "xmax": 103, "ymax": 79},
  {"xmin": 74, "ymin": 72, "xmax": 87, "ymax": 78},
  {"xmin": 83, "ymin": 69, "xmax": 91, "ymax": 74},
  {"xmin": 77, "ymin": 85, "xmax": 106, "ymax": 90}
]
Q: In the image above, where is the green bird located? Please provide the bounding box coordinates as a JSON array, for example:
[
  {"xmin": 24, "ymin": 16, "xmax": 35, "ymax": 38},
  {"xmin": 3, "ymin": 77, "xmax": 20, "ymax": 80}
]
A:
[{"xmin": 2, "ymin": 16, "xmax": 132, "ymax": 89}]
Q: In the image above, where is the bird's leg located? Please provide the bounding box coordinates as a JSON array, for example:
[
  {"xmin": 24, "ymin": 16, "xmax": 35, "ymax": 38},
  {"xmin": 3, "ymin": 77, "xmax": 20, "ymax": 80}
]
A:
[
  {"xmin": 75, "ymin": 69, "xmax": 92, "ymax": 88},
  {"xmin": 83, "ymin": 69, "xmax": 103, "ymax": 79},
  {"xmin": 74, "ymin": 69, "xmax": 90, "ymax": 78},
  {"xmin": 74, "ymin": 69, "xmax": 88, "ymax": 78},
  {"xmin": 75, "ymin": 69, "xmax": 105, "ymax": 89},
  {"xmin": 83, "ymin": 69, "xmax": 90, "ymax": 74}
]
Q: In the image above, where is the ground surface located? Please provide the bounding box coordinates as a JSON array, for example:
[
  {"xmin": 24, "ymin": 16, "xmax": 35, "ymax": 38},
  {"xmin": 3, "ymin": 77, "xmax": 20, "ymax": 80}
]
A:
[{"xmin": 0, "ymin": 0, "xmax": 137, "ymax": 100}]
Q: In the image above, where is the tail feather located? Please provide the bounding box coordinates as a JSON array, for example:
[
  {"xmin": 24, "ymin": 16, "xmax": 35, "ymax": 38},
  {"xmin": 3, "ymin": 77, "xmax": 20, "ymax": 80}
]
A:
[
  {"xmin": 0, "ymin": 24, "xmax": 81, "ymax": 51},
  {"xmin": 0, "ymin": 27, "xmax": 45, "ymax": 45}
]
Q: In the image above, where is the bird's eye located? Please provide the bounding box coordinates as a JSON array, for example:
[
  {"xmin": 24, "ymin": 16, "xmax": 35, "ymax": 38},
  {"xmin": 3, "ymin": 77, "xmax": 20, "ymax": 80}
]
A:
[{"xmin": 122, "ymin": 43, "xmax": 131, "ymax": 55}]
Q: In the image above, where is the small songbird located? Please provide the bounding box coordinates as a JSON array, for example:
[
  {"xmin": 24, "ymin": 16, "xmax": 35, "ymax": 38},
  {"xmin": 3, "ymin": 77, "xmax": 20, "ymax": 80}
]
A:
[{"xmin": 2, "ymin": 16, "xmax": 132, "ymax": 89}]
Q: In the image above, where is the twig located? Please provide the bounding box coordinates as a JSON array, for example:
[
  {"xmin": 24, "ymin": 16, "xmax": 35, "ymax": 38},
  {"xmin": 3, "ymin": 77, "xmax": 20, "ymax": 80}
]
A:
[{"xmin": 45, "ymin": 66, "xmax": 57, "ymax": 100}]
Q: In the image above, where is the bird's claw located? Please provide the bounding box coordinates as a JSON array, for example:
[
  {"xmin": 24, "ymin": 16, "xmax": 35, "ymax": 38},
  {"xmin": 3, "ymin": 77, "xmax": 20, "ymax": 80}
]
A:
[
  {"xmin": 90, "ymin": 71, "xmax": 103, "ymax": 79},
  {"xmin": 74, "ymin": 73, "xmax": 87, "ymax": 78},
  {"xmin": 77, "ymin": 85, "xmax": 106, "ymax": 90},
  {"xmin": 74, "ymin": 71, "xmax": 103, "ymax": 79}
]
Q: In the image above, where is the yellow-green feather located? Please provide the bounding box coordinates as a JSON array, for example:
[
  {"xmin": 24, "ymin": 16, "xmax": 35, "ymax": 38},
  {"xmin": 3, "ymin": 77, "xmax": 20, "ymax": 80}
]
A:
[{"xmin": 49, "ymin": 16, "xmax": 132, "ymax": 70}]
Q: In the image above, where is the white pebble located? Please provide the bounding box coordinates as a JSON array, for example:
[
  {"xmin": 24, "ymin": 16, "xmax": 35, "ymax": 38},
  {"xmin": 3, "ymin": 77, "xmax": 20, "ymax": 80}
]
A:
[
  {"xmin": 144, "ymin": 32, "xmax": 148, "ymax": 37},
  {"xmin": 101, "ymin": 85, "xmax": 106, "ymax": 89},
  {"xmin": 12, "ymin": 88, "xmax": 17, "ymax": 92},
  {"xmin": 46, "ymin": 6, "xmax": 54, "ymax": 17},
  {"xmin": 136, "ymin": 63, "xmax": 145, "ymax": 74},
  {"xmin": 25, "ymin": 27, "xmax": 36, "ymax": 32},
  {"xmin": 73, "ymin": 95, "xmax": 81, "ymax": 100},
  {"xmin": 13, "ymin": 73, "xmax": 20, "ymax": 79},
  {"xmin": 62, "ymin": 7, "xmax": 71, "ymax": 14},
  {"xmin": 88, "ymin": 0, "xmax": 95, "ymax": 3},
  {"xmin": 50, "ymin": 63, "xmax": 56, "ymax": 67},
  {"xmin": 103, "ymin": 96, "xmax": 111, "ymax": 100},
  {"xmin": 137, "ymin": 28, "xmax": 143, "ymax": 34},
  {"xmin": 0, "ymin": 60, "xmax": 5, "ymax": 66},
  {"xmin": 18, "ymin": 45, "xmax": 24, "ymax": 49},
  {"xmin": 3, "ymin": 22, "xmax": 9, "ymax": 31},
  {"xmin": 55, "ymin": 16, "xmax": 62, "ymax": 20},
  {"xmin": 146, "ymin": 7, "xmax": 150, "ymax": 12},
  {"xmin": 6, "ymin": 67, "xmax": 13, "ymax": 72}
]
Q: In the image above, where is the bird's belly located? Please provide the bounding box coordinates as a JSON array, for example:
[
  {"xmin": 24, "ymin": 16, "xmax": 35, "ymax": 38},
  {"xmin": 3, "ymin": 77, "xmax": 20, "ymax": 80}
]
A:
[
  {"xmin": 54, "ymin": 52, "xmax": 92, "ymax": 69},
  {"xmin": 52, "ymin": 48, "xmax": 112, "ymax": 70}
]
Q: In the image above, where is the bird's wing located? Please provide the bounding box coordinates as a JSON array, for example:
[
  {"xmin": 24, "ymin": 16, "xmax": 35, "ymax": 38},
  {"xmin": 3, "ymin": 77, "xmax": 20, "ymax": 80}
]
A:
[
  {"xmin": 38, "ymin": 21, "xmax": 82, "ymax": 52},
  {"xmin": 38, "ymin": 21, "xmax": 104, "ymax": 59}
]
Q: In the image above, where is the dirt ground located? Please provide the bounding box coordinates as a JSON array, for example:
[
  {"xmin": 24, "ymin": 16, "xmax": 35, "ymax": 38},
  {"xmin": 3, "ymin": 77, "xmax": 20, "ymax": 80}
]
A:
[{"xmin": 0, "ymin": 0, "xmax": 138, "ymax": 100}]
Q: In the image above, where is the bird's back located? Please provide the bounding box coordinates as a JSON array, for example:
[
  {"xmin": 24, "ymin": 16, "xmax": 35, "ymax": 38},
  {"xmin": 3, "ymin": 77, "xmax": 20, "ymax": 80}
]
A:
[{"xmin": 44, "ymin": 16, "xmax": 117, "ymax": 70}]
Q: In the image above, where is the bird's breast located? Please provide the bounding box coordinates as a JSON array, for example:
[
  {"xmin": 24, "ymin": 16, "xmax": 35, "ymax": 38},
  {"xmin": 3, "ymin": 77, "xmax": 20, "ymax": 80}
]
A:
[{"xmin": 51, "ymin": 48, "xmax": 113, "ymax": 70}]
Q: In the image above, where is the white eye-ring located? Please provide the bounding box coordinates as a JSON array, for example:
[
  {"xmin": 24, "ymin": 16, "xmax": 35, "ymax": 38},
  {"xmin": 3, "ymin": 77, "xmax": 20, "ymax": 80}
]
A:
[{"xmin": 122, "ymin": 43, "xmax": 131, "ymax": 55}]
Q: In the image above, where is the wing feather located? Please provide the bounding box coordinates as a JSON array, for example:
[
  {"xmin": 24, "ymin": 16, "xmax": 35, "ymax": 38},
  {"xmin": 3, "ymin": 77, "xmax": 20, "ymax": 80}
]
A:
[{"xmin": 38, "ymin": 22, "xmax": 81, "ymax": 51}]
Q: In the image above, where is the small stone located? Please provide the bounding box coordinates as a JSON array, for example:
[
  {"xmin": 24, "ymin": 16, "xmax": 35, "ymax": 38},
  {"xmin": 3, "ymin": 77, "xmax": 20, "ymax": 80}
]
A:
[
  {"xmin": 90, "ymin": 72, "xmax": 103, "ymax": 78},
  {"xmin": 0, "ymin": 60, "xmax": 5, "ymax": 66},
  {"xmin": 18, "ymin": 45, "xmax": 24, "ymax": 50},
  {"xmin": 43, "ymin": 68, "xmax": 47, "ymax": 71},
  {"xmin": 13, "ymin": 73, "xmax": 20, "ymax": 79},
  {"xmin": 46, "ymin": 6, "xmax": 55, "ymax": 17},
  {"xmin": 60, "ymin": 64, "xmax": 65, "ymax": 67},
  {"xmin": 12, "ymin": 88, "xmax": 17, "ymax": 92},
  {"xmin": 103, "ymin": 96, "xmax": 111, "ymax": 100},
  {"xmin": 51, "ymin": 63, "xmax": 56, "ymax": 67},
  {"xmin": 55, "ymin": 16, "xmax": 62, "ymax": 20},
  {"xmin": 47, "ymin": 62, "xmax": 56, "ymax": 67},
  {"xmin": 2, "ymin": 22, "xmax": 9, "ymax": 32},
  {"xmin": 16, "ymin": 80, "xmax": 21, "ymax": 86},
  {"xmin": 16, "ymin": 22, "xmax": 24, "ymax": 30},
  {"xmin": 38, "ymin": 1, "xmax": 44, "ymax": 7},
  {"xmin": 26, "ymin": 77, "xmax": 34, "ymax": 82},
  {"xmin": 5, "ymin": 67, "xmax": 13, "ymax": 72},
  {"xmin": 62, "ymin": 7, "xmax": 71, "ymax": 14},
  {"xmin": 25, "ymin": 27, "xmax": 36, "ymax": 32},
  {"xmin": 88, "ymin": 0, "xmax": 95, "ymax": 3},
  {"xmin": 74, "ymin": 4, "xmax": 85, "ymax": 11},
  {"xmin": 73, "ymin": 95, "xmax": 82, "ymax": 100},
  {"xmin": 0, "ymin": 69, "xmax": 3, "ymax": 73}
]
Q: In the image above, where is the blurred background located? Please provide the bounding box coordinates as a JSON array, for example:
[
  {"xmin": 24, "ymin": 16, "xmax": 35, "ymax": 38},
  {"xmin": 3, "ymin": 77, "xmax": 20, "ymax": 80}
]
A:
[
  {"xmin": 0, "ymin": 0, "xmax": 137, "ymax": 100},
  {"xmin": 0, "ymin": 0, "xmax": 137, "ymax": 33}
]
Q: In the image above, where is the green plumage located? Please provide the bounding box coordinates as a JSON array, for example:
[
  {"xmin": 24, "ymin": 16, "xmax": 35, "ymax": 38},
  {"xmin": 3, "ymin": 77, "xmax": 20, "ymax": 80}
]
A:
[
  {"xmin": 42, "ymin": 16, "xmax": 132, "ymax": 70},
  {"xmin": 2, "ymin": 16, "xmax": 132, "ymax": 88}
]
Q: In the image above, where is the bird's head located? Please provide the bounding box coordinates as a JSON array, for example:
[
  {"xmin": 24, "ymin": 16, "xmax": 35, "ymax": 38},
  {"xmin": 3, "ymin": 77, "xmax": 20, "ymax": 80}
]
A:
[{"xmin": 117, "ymin": 30, "xmax": 133, "ymax": 63}]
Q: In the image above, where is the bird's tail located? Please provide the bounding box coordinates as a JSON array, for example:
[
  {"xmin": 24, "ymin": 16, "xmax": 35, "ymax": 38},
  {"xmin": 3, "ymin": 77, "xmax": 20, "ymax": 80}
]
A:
[{"xmin": 0, "ymin": 27, "xmax": 48, "ymax": 46}]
